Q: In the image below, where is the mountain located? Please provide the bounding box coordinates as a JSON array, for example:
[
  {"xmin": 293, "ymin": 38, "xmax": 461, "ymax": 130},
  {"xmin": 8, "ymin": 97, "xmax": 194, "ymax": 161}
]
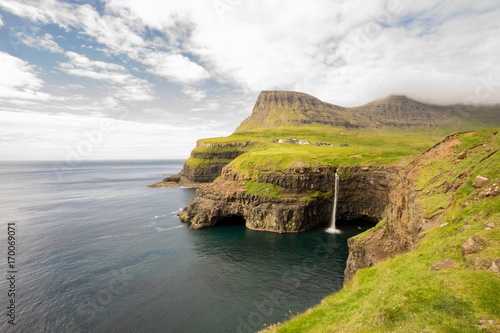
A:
[
  {"xmin": 236, "ymin": 91, "xmax": 500, "ymax": 131},
  {"xmin": 236, "ymin": 91, "xmax": 361, "ymax": 131}
]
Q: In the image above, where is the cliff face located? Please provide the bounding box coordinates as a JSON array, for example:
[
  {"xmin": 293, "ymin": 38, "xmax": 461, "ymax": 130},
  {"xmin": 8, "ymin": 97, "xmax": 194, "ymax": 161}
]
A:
[
  {"xmin": 179, "ymin": 141, "xmax": 255, "ymax": 183},
  {"xmin": 179, "ymin": 164, "xmax": 335, "ymax": 232},
  {"xmin": 179, "ymin": 163, "xmax": 399, "ymax": 233},
  {"xmin": 344, "ymin": 130, "xmax": 499, "ymax": 283},
  {"xmin": 337, "ymin": 165, "xmax": 400, "ymax": 224}
]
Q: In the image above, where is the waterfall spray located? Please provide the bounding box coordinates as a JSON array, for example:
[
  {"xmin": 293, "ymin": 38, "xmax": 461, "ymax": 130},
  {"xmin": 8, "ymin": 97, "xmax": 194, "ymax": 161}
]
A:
[{"xmin": 326, "ymin": 170, "xmax": 341, "ymax": 234}]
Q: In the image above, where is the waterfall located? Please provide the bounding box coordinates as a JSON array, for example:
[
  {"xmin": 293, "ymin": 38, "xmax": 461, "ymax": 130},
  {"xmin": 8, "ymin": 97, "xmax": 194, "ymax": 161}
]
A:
[{"xmin": 326, "ymin": 170, "xmax": 341, "ymax": 234}]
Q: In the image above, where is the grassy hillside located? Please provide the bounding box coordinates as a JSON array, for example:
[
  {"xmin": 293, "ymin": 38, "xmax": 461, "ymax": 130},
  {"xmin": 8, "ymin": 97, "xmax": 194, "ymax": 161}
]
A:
[
  {"xmin": 261, "ymin": 129, "xmax": 500, "ymax": 332},
  {"xmin": 196, "ymin": 126, "xmax": 437, "ymax": 179}
]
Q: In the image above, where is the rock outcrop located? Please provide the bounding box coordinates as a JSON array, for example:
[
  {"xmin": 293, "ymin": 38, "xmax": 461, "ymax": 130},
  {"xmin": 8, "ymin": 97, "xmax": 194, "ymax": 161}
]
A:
[
  {"xmin": 179, "ymin": 164, "xmax": 335, "ymax": 232},
  {"xmin": 148, "ymin": 141, "xmax": 256, "ymax": 187}
]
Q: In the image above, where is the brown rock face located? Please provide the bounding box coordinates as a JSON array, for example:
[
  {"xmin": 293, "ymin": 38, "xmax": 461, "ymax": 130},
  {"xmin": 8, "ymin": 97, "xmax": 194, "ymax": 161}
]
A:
[
  {"xmin": 179, "ymin": 179, "xmax": 331, "ymax": 233},
  {"xmin": 236, "ymin": 91, "xmax": 363, "ymax": 131}
]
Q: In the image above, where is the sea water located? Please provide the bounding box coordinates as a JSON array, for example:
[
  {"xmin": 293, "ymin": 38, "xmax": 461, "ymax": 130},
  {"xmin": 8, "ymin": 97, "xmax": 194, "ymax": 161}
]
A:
[{"xmin": 0, "ymin": 160, "xmax": 359, "ymax": 333}]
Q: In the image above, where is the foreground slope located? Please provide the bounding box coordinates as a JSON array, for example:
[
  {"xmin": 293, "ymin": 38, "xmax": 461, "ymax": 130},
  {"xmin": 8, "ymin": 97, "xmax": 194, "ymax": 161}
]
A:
[{"xmin": 262, "ymin": 129, "xmax": 500, "ymax": 332}]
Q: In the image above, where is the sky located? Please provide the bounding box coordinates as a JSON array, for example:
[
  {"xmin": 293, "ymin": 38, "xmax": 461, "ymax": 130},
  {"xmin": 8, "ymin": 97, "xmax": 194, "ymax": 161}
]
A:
[{"xmin": 0, "ymin": 0, "xmax": 499, "ymax": 161}]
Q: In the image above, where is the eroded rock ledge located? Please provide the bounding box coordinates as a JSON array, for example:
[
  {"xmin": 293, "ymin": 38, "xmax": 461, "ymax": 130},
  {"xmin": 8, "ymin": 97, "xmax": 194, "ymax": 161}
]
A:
[{"xmin": 179, "ymin": 164, "xmax": 400, "ymax": 233}]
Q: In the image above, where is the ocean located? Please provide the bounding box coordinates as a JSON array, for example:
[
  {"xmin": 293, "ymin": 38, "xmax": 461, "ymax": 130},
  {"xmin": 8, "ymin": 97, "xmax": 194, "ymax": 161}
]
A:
[{"xmin": 0, "ymin": 160, "xmax": 359, "ymax": 333}]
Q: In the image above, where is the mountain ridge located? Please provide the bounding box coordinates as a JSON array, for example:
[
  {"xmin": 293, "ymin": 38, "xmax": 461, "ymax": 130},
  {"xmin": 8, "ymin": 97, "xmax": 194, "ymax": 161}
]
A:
[{"xmin": 236, "ymin": 91, "xmax": 500, "ymax": 132}]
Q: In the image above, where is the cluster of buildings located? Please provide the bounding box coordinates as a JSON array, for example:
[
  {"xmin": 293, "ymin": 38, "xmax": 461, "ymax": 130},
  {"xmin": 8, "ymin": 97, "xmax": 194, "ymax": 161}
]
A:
[{"xmin": 270, "ymin": 138, "xmax": 349, "ymax": 147}]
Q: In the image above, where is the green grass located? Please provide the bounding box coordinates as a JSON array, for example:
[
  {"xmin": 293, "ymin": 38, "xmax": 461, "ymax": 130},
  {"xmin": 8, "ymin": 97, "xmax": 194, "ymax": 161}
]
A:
[
  {"xmin": 353, "ymin": 219, "xmax": 387, "ymax": 240},
  {"xmin": 245, "ymin": 181, "xmax": 282, "ymax": 198},
  {"xmin": 213, "ymin": 126, "xmax": 438, "ymax": 180},
  {"xmin": 261, "ymin": 129, "xmax": 500, "ymax": 333},
  {"xmin": 191, "ymin": 124, "xmax": 447, "ymax": 185},
  {"xmin": 183, "ymin": 157, "xmax": 234, "ymax": 169}
]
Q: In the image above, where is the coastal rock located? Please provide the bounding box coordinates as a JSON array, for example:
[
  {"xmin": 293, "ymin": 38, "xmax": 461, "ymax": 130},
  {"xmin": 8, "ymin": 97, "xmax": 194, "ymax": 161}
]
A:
[
  {"xmin": 147, "ymin": 181, "xmax": 179, "ymax": 188},
  {"xmin": 179, "ymin": 176, "xmax": 332, "ymax": 233}
]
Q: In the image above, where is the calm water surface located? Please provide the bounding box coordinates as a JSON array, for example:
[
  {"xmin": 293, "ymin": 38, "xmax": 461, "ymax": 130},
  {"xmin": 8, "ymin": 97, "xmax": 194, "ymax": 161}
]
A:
[{"xmin": 0, "ymin": 160, "xmax": 360, "ymax": 333}]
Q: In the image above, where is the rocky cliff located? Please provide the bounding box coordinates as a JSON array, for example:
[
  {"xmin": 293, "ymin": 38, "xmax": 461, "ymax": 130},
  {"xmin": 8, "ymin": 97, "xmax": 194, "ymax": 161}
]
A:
[
  {"xmin": 179, "ymin": 163, "xmax": 399, "ymax": 233},
  {"xmin": 337, "ymin": 165, "xmax": 400, "ymax": 224},
  {"xmin": 179, "ymin": 141, "xmax": 255, "ymax": 183},
  {"xmin": 179, "ymin": 164, "xmax": 336, "ymax": 232},
  {"xmin": 344, "ymin": 130, "xmax": 500, "ymax": 283},
  {"xmin": 148, "ymin": 140, "xmax": 256, "ymax": 187}
]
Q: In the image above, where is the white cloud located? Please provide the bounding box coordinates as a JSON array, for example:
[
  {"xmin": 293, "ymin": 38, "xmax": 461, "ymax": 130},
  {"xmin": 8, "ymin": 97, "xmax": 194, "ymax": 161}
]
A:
[
  {"xmin": 144, "ymin": 52, "xmax": 210, "ymax": 84},
  {"xmin": 0, "ymin": 13, "xmax": 3, "ymax": 27},
  {"xmin": 3, "ymin": 1, "xmax": 500, "ymax": 106},
  {"xmin": 1, "ymin": 0, "xmax": 500, "ymax": 162},
  {"xmin": 0, "ymin": 0, "xmax": 212, "ymax": 88},
  {"xmin": 0, "ymin": 51, "xmax": 59, "ymax": 101},
  {"xmin": 59, "ymin": 52, "xmax": 155, "ymax": 101},
  {"xmin": 105, "ymin": 0, "xmax": 500, "ymax": 106},
  {"xmin": 0, "ymin": 110, "xmax": 227, "ymax": 160},
  {"xmin": 182, "ymin": 86, "xmax": 207, "ymax": 101},
  {"xmin": 19, "ymin": 33, "xmax": 63, "ymax": 53}
]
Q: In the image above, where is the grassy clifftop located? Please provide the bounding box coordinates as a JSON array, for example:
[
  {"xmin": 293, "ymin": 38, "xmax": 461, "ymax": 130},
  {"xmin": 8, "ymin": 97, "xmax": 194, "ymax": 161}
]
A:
[{"xmin": 261, "ymin": 129, "xmax": 500, "ymax": 332}]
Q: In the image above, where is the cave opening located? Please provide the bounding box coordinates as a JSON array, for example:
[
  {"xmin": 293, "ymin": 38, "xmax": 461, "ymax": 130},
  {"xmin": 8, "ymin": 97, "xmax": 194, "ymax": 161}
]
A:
[
  {"xmin": 320, "ymin": 215, "xmax": 379, "ymax": 232},
  {"xmin": 336, "ymin": 216, "xmax": 379, "ymax": 228},
  {"xmin": 216, "ymin": 214, "xmax": 246, "ymax": 226},
  {"xmin": 337, "ymin": 216, "xmax": 379, "ymax": 229}
]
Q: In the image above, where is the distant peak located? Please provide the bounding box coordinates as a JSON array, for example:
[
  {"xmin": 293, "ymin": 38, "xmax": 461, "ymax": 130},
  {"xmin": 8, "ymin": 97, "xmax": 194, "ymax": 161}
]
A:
[
  {"xmin": 382, "ymin": 95, "xmax": 415, "ymax": 102},
  {"xmin": 256, "ymin": 90, "xmax": 318, "ymax": 101},
  {"xmin": 363, "ymin": 94, "xmax": 425, "ymax": 107}
]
